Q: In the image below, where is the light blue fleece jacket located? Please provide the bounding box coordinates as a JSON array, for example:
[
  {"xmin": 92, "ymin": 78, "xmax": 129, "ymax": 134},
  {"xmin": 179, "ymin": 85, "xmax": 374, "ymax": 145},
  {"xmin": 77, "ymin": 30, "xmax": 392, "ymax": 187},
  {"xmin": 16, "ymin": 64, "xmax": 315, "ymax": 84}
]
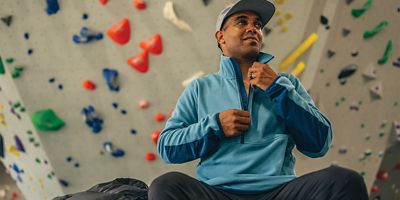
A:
[{"xmin": 157, "ymin": 52, "xmax": 333, "ymax": 194}]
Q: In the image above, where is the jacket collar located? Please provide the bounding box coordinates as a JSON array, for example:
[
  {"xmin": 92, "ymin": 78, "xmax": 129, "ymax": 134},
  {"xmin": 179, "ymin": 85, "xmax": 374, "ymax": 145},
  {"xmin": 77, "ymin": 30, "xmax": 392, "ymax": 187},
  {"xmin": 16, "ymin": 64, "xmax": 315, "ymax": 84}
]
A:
[{"xmin": 218, "ymin": 52, "xmax": 274, "ymax": 80}]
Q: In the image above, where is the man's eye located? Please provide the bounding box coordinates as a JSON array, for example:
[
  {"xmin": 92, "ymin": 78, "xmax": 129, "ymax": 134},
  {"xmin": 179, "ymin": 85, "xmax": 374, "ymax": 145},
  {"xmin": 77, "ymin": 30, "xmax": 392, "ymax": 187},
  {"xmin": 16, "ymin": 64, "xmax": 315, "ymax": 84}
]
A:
[
  {"xmin": 237, "ymin": 20, "xmax": 247, "ymax": 26},
  {"xmin": 254, "ymin": 22, "xmax": 262, "ymax": 29}
]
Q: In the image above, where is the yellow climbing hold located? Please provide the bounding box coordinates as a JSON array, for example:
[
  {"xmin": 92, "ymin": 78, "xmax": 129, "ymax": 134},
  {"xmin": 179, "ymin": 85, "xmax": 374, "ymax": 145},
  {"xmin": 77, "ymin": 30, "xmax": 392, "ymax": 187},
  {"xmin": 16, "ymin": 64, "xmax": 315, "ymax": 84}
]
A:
[
  {"xmin": 276, "ymin": 0, "xmax": 285, "ymax": 4},
  {"xmin": 0, "ymin": 113, "xmax": 6, "ymax": 126},
  {"xmin": 279, "ymin": 32, "xmax": 318, "ymax": 71},
  {"xmin": 275, "ymin": 8, "xmax": 282, "ymax": 16},
  {"xmin": 290, "ymin": 61, "xmax": 306, "ymax": 77},
  {"xmin": 7, "ymin": 145, "xmax": 20, "ymax": 157}
]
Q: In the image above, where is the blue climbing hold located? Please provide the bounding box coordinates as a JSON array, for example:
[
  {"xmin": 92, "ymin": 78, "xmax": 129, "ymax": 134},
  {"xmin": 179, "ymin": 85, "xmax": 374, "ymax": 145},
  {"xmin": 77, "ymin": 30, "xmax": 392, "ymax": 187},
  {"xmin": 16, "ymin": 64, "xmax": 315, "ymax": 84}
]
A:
[
  {"xmin": 14, "ymin": 135, "xmax": 25, "ymax": 153},
  {"xmin": 102, "ymin": 68, "xmax": 120, "ymax": 92},
  {"xmin": 45, "ymin": 0, "xmax": 60, "ymax": 15},
  {"xmin": 81, "ymin": 105, "xmax": 103, "ymax": 133},
  {"xmin": 73, "ymin": 27, "xmax": 103, "ymax": 44}
]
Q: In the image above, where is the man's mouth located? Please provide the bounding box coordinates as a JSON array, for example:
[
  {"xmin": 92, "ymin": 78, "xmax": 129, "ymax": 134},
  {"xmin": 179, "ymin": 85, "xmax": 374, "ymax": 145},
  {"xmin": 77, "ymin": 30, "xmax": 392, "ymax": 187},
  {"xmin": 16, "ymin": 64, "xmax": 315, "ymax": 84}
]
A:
[{"xmin": 242, "ymin": 37, "xmax": 258, "ymax": 42}]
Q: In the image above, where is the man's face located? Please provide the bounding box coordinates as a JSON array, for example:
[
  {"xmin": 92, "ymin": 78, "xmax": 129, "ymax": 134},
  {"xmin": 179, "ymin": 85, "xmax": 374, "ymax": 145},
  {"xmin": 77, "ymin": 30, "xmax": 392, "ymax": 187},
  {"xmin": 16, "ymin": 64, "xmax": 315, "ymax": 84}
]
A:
[{"xmin": 216, "ymin": 11, "xmax": 263, "ymax": 59}]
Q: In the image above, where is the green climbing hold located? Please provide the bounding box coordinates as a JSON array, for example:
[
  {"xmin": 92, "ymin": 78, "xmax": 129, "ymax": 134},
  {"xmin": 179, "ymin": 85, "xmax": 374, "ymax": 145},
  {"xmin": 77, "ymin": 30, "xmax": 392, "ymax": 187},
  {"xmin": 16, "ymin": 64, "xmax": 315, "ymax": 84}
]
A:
[
  {"xmin": 27, "ymin": 130, "xmax": 33, "ymax": 135},
  {"xmin": 341, "ymin": 97, "xmax": 346, "ymax": 102},
  {"xmin": 320, "ymin": 68, "xmax": 324, "ymax": 73},
  {"xmin": 11, "ymin": 66, "xmax": 24, "ymax": 79},
  {"xmin": 325, "ymin": 82, "xmax": 330, "ymax": 87},
  {"xmin": 378, "ymin": 131, "xmax": 385, "ymax": 138},
  {"xmin": 360, "ymin": 123, "xmax": 365, "ymax": 128},
  {"xmin": 360, "ymin": 171, "xmax": 366, "ymax": 176},
  {"xmin": 31, "ymin": 109, "xmax": 65, "ymax": 131},
  {"xmin": 395, "ymin": 101, "xmax": 399, "ymax": 107},
  {"xmin": 6, "ymin": 57, "xmax": 14, "ymax": 64},
  {"xmin": 335, "ymin": 101, "xmax": 340, "ymax": 107},
  {"xmin": 35, "ymin": 158, "xmax": 41, "ymax": 164},
  {"xmin": 363, "ymin": 20, "xmax": 388, "ymax": 39},
  {"xmin": 34, "ymin": 143, "xmax": 40, "ymax": 147},
  {"xmin": 28, "ymin": 137, "xmax": 35, "ymax": 143},
  {"xmin": 20, "ymin": 107, "xmax": 26, "ymax": 112},
  {"xmin": 13, "ymin": 102, "xmax": 21, "ymax": 108},
  {"xmin": 0, "ymin": 56, "xmax": 5, "ymax": 74},
  {"xmin": 352, "ymin": 0, "xmax": 373, "ymax": 18},
  {"xmin": 377, "ymin": 40, "xmax": 393, "ymax": 65}
]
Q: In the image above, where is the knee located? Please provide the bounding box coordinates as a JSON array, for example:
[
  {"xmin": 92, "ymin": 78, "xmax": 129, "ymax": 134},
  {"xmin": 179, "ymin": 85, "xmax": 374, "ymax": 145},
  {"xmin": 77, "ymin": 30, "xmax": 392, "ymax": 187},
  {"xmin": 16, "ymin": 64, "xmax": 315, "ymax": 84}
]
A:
[
  {"xmin": 148, "ymin": 172, "xmax": 185, "ymax": 198},
  {"xmin": 326, "ymin": 166, "xmax": 365, "ymax": 185}
]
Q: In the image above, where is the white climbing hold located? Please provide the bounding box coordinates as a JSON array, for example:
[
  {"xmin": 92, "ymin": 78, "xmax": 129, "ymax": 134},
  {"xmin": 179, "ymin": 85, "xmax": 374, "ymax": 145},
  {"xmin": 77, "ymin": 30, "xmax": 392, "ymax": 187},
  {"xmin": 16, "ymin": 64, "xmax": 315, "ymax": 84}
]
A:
[
  {"xmin": 163, "ymin": 1, "xmax": 193, "ymax": 32},
  {"xmin": 362, "ymin": 63, "xmax": 376, "ymax": 79},
  {"xmin": 370, "ymin": 81, "xmax": 383, "ymax": 98}
]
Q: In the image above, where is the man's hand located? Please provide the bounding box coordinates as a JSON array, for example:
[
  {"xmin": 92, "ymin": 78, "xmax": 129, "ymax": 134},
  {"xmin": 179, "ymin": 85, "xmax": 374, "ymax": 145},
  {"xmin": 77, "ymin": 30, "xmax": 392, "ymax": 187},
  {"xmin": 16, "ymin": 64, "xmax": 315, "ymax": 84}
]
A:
[
  {"xmin": 219, "ymin": 109, "xmax": 251, "ymax": 137},
  {"xmin": 248, "ymin": 62, "xmax": 278, "ymax": 91}
]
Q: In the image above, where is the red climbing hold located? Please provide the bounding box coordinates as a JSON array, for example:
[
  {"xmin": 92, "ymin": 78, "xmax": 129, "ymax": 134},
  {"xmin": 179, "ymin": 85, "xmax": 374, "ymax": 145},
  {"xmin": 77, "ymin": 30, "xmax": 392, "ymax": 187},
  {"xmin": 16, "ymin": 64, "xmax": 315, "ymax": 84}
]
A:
[
  {"xmin": 133, "ymin": 0, "xmax": 147, "ymax": 10},
  {"xmin": 138, "ymin": 100, "xmax": 149, "ymax": 109},
  {"xmin": 145, "ymin": 152, "xmax": 156, "ymax": 161},
  {"xmin": 376, "ymin": 170, "xmax": 389, "ymax": 181},
  {"xmin": 107, "ymin": 18, "xmax": 131, "ymax": 45},
  {"xmin": 140, "ymin": 34, "xmax": 163, "ymax": 55},
  {"xmin": 395, "ymin": 162, "xmax": 400, "ymax": 170},
  {"xmin": 370, "ymin": 185, "xmax": 379, "ymax": 193},
  {"xmin": 151, "ymin": 130, "xmax": 160, "ymax": 144},
  {"xmin": 83, "ymin": 80, "xmax": 96, "ymax": 91},
  {"xmin": 127, "ymin": 51, "xmax": 149, "ymax": 73},
  {"xmin": 154, "ymin": 113, "xmax": 165, "ymax": 122},
  {"xmin": 99, "ymin": 0, "xmax": 108, "ymax": 5}
]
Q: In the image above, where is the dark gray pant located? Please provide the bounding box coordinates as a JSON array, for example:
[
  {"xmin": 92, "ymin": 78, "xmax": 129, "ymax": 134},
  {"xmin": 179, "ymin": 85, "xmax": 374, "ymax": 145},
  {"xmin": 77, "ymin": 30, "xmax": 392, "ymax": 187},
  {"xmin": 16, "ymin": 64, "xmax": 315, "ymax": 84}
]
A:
[{"xmin": 148, "ymin": 166, "xmax": 368, "ymax": 200}]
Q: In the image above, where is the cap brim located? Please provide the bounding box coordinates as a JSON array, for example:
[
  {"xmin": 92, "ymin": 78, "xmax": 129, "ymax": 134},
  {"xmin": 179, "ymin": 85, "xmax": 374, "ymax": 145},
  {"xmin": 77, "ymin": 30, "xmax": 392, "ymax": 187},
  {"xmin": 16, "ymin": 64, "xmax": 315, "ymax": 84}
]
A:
[{"xmin": 225, "ymin": 0, "xmax": 275, "ymax": 28}]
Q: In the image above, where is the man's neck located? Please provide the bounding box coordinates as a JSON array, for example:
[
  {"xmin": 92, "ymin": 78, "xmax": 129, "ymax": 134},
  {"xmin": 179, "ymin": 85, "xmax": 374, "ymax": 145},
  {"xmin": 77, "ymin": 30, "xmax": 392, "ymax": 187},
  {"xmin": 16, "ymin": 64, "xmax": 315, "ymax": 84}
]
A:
[{"xmin": 235, "ymin": 56, "xmax": 258, "ymax": 82}]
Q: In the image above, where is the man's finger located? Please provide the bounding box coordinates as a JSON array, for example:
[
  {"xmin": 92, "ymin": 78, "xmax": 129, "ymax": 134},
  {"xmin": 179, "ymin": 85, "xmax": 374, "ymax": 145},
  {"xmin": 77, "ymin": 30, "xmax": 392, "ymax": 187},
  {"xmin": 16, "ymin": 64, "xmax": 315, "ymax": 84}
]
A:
[
  {"xmin": 233, "ymin": 116, "xmax": 251, "ymax": 125},
  {"xmin": 234, "ymin": 110, "xmax": 250, "ymax": 117}
]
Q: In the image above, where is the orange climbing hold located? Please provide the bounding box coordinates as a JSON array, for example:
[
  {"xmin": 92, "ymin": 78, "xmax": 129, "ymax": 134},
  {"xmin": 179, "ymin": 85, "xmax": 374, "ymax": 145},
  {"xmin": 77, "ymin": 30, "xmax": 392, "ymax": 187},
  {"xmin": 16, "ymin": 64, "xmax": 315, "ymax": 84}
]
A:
[
  {"xmin": 133, "ymin": 0, "xmax": 147, "ymax": 10},
  {"xmin": 107, "ymin": 18, "xmax": 131, "ymax": 45},
  {"xmin": 99, "ymin": 0, "xmax": 108, "ymax": 5},
  {"xmin": 140, "ymin": 34, "xmax": 163, "ymax": 55},
  {"xmin": 151, "ymin": 130, "xmax": 160, "ymax": 144},
  {"xmin": 138, "ymin": 100, "xmax": 149, "ymax": 109},
  {"xmin": 83, "ymin": 80, "xmax": 96, "ymax": 90},
  {"xmin": 154, "ymin": 113, "xmax": 165, "ymax": 122},
  {"xmin": 145, "ymin": 152, "xmax": 156, "ymax": 161},
  {"xmin": 127, "ymin": 51, "xmax": 149, "ymax": 73},
  {"xmin": 370, "ymin": 185, "xmax": 379, "ymax": 193}
]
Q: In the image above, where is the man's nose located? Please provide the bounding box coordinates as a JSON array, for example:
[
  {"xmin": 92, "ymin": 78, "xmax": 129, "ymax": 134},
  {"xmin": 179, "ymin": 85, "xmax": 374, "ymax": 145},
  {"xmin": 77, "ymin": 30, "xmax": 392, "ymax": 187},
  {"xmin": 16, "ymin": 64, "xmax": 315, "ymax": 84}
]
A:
[{"xmin": 246, "ymin": 26, "xmax": 257, "ymax": 34}]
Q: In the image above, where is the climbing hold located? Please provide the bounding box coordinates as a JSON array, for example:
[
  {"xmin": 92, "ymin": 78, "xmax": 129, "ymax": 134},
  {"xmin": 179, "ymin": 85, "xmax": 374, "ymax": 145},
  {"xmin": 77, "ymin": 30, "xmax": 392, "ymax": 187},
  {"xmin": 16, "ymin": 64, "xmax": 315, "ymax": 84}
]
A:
[
  {"xmin": 327, "ymin": 49, "xmax": 335, "ymax": 58},
  {"xmin": 151, "ymin": 131, "xmax": 160, "ymax": 144},
  {"xmin": 121, "ymin": 109, "xmax": 127, "ymax": 115},
  {"xmin": 83, "ymin": 80, "xmax": 96, "ymax": 91},
  {"xmin": 154, "ymin": 113, "xmax": 166, "ymax": 122},
  {"xmin": 27, "ymin": 48, "xmax": 33, "ymax": 55},
  {"xmin": 7, "ymin": 145, "xmax": 20, "ymax": 157},
  {"xmin": 369, "ymin": 81, "xmax": 383, "ymax": 98},
  {"xmin": 138, "ymin": 100, "xmax": 149, "ymax": 109},
  {"xmin": 48, "ymin": 77, "xmax": 55, "ymax": 83},
  {"xmin": 145, "ymin": 152, "xmax": 156, "ymax": 161},
  {"xmin": 342, "ymin": 28, "xmax": 351, "ymax": 37},
  {"xmin": 0, "ymin": 56, "xmax": 5, "ymax": 74},
  {"xmin": 352, "ymin": 0, "xmax": 373, "ymax": 18},
  {"xmin": 99, "ymin": 0, "xmax": 108, "ymax": 5},
  {"xmin": 202, "ymin": 0, "xmax": 210, "ymax": 6},
  {"xmin": 393, "ymin": 120, "xmax": 400, "ymax": 141},
  {"xmin": 163, "ymin": 1, "xmax": 193, "ymax": 32},
  {"xmin": 377, "ymin": 40, "xmax": 393, "ymax": 65},
  {"xmin": 102, "ymin": 68, "xmax": 120, "ymax": 92},
  {"xmin": 11, "ymin": 66, "xmax": 24, "ymax": 79},
  {"xmin": 66, "ymin": 156, "xmax": 72, "ymax": 162},
  {"xmin": 371, "ymin": 185, "xmax": 379, "ymax": 193},
  {"xmin": 279, "ymin": 33, "xmax": 318, "ymax": 71},
  {"xmin": 0, "ymin": 134, "xmax": 4, "ymax": 158},
  {"xmin": 82, "ymin": 13, "xmax": 89, "ymax": 20},
  {"xmin": 45, "ymin": 0, "xmax": 60, "ymax": 15},
  {"xmin": 59, "ymin": 179, "xmax": 69, "ymax": 187},
  {"xmin": 112, "ymin": 102, "xmax": 118, "ymax": 109},
  {"xmin": 362, "ymin": 64, "xmax": 376, "ymax": 79},
  {"xmin": 320, "ymin": 15, "xmax": 329, "ymax": 26},
  {"xmin": 290, "ymin": 62, "xmax": 305, "ymax": 77},
  {"xmin": 376, "ymin": 170, "xmax": 388, "ymax": 181},
  {"xmin": 345, "ymin": 0, "xmax": 354, "ymax": 5},
  {"xmin": 140, "ymin": 34, "xmax": 163, "ymax": 55},
  {"xmin": 103, "ymin": 141, "xmax": 125, "ymax": 158},
  {"xmin": 24, "ymin": 32, "xmax": 30, "ymax": 40},
  {"xmin": 349, "ymin": 103, "xmax": 359, "ymax": 111},
  {"xmin": 338, "ymin": 146, "xmax": 348, "ymax": 154},
  {"xmin": 127, "ymin": 51, "xmax": 149, "ymax": 73},
  {"xmin": 393, "ymin": 57, "xmax": 400, "ymax": 68},
  {"xmin": 263, "ymin": 27, "xmax": 272, "ymax": 36},
  {"xmin": 32, "ymin": 109, "xmax": 65, "ymax": 131},
  {"xmin": 363, "ymin": 20, "xmax": 388, "ymax": 39},
  {"xmin": 351, "ymin": 50, "xmax": 358, "ymax": 57},
  {"xmin": 58, "ymin": 84, "xmax": 63, "ymax": 90},
  {"xmin": 107, "ymin": 18, "xmax": 131, "ymax": 45},
  {"xmin": 1, "ymin": 15, "xmax": 12, "ymax": 26},
  {"xmin": 73, "ymin": 27, "xmax": 103, "ymax": 44},
  {"xmin": 130, "ymin": 129, "xmax": 137, "ymax": 135},
  {"xmin": 338, "ymin": 64, "xmax": 358, "ymax": 85},
  {"xmin": 14, "ymin": 136, "xmax": 25, "ymax": 153},
  {"xmin": 133, "ymin": 0, "xmax": 147, "ymax": 10},
  {"xmin": 81, "ymin": 105, "xmax": 103, "ymax": 133}
]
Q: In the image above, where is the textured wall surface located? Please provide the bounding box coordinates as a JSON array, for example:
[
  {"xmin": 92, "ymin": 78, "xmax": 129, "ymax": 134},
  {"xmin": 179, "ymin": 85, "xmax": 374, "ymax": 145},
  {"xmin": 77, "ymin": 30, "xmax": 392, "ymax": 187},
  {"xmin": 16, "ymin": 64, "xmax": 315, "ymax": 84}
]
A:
[{"xmin": 0, "ymin": 0, "xmax": 399, "ymax": 199}]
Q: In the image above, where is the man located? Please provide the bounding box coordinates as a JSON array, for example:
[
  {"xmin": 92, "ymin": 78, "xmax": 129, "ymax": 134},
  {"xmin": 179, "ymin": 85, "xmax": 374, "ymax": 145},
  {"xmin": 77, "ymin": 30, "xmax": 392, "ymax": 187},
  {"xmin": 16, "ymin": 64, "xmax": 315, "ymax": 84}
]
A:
[{"xmin": 149, "ymin": 0, "xmax": 369, "ymax": 199}]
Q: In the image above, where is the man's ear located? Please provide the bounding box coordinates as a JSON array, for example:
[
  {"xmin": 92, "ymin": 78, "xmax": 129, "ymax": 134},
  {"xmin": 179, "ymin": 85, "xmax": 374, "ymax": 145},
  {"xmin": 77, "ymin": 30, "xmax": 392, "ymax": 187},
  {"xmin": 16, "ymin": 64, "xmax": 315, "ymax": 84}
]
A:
[{"xmin": 215, "ymin": 31, "xmax": 225, "ymax": 46}]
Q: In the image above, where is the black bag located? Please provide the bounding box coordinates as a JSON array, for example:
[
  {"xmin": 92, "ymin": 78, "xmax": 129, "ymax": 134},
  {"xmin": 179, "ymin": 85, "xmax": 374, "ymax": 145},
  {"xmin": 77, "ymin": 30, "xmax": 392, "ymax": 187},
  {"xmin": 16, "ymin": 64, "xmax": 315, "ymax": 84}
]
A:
[{"xmin": 53, "ymin": 178, "xmax": 148, "ymax": 200}]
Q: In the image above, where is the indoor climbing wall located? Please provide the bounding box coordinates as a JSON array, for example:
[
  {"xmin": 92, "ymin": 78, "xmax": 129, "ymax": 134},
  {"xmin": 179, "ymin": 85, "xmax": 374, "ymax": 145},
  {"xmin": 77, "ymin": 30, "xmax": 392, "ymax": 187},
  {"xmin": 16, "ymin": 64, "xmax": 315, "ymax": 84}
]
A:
[{"xmin": 0, "ymin": 0, "xmax": 398, "ymax": 199}]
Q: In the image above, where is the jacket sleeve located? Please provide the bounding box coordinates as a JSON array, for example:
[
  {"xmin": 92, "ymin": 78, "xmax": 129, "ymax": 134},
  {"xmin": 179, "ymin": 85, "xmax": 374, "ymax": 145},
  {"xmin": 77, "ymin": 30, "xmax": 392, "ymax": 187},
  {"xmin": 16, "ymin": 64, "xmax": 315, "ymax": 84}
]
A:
[
  {"xmin": 157, "ymin": 80, "xmax": 224, "ymax": 164},
  {"xmin": 264, "ymin": 73, "xmax": 332, "ymax": 158}
]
